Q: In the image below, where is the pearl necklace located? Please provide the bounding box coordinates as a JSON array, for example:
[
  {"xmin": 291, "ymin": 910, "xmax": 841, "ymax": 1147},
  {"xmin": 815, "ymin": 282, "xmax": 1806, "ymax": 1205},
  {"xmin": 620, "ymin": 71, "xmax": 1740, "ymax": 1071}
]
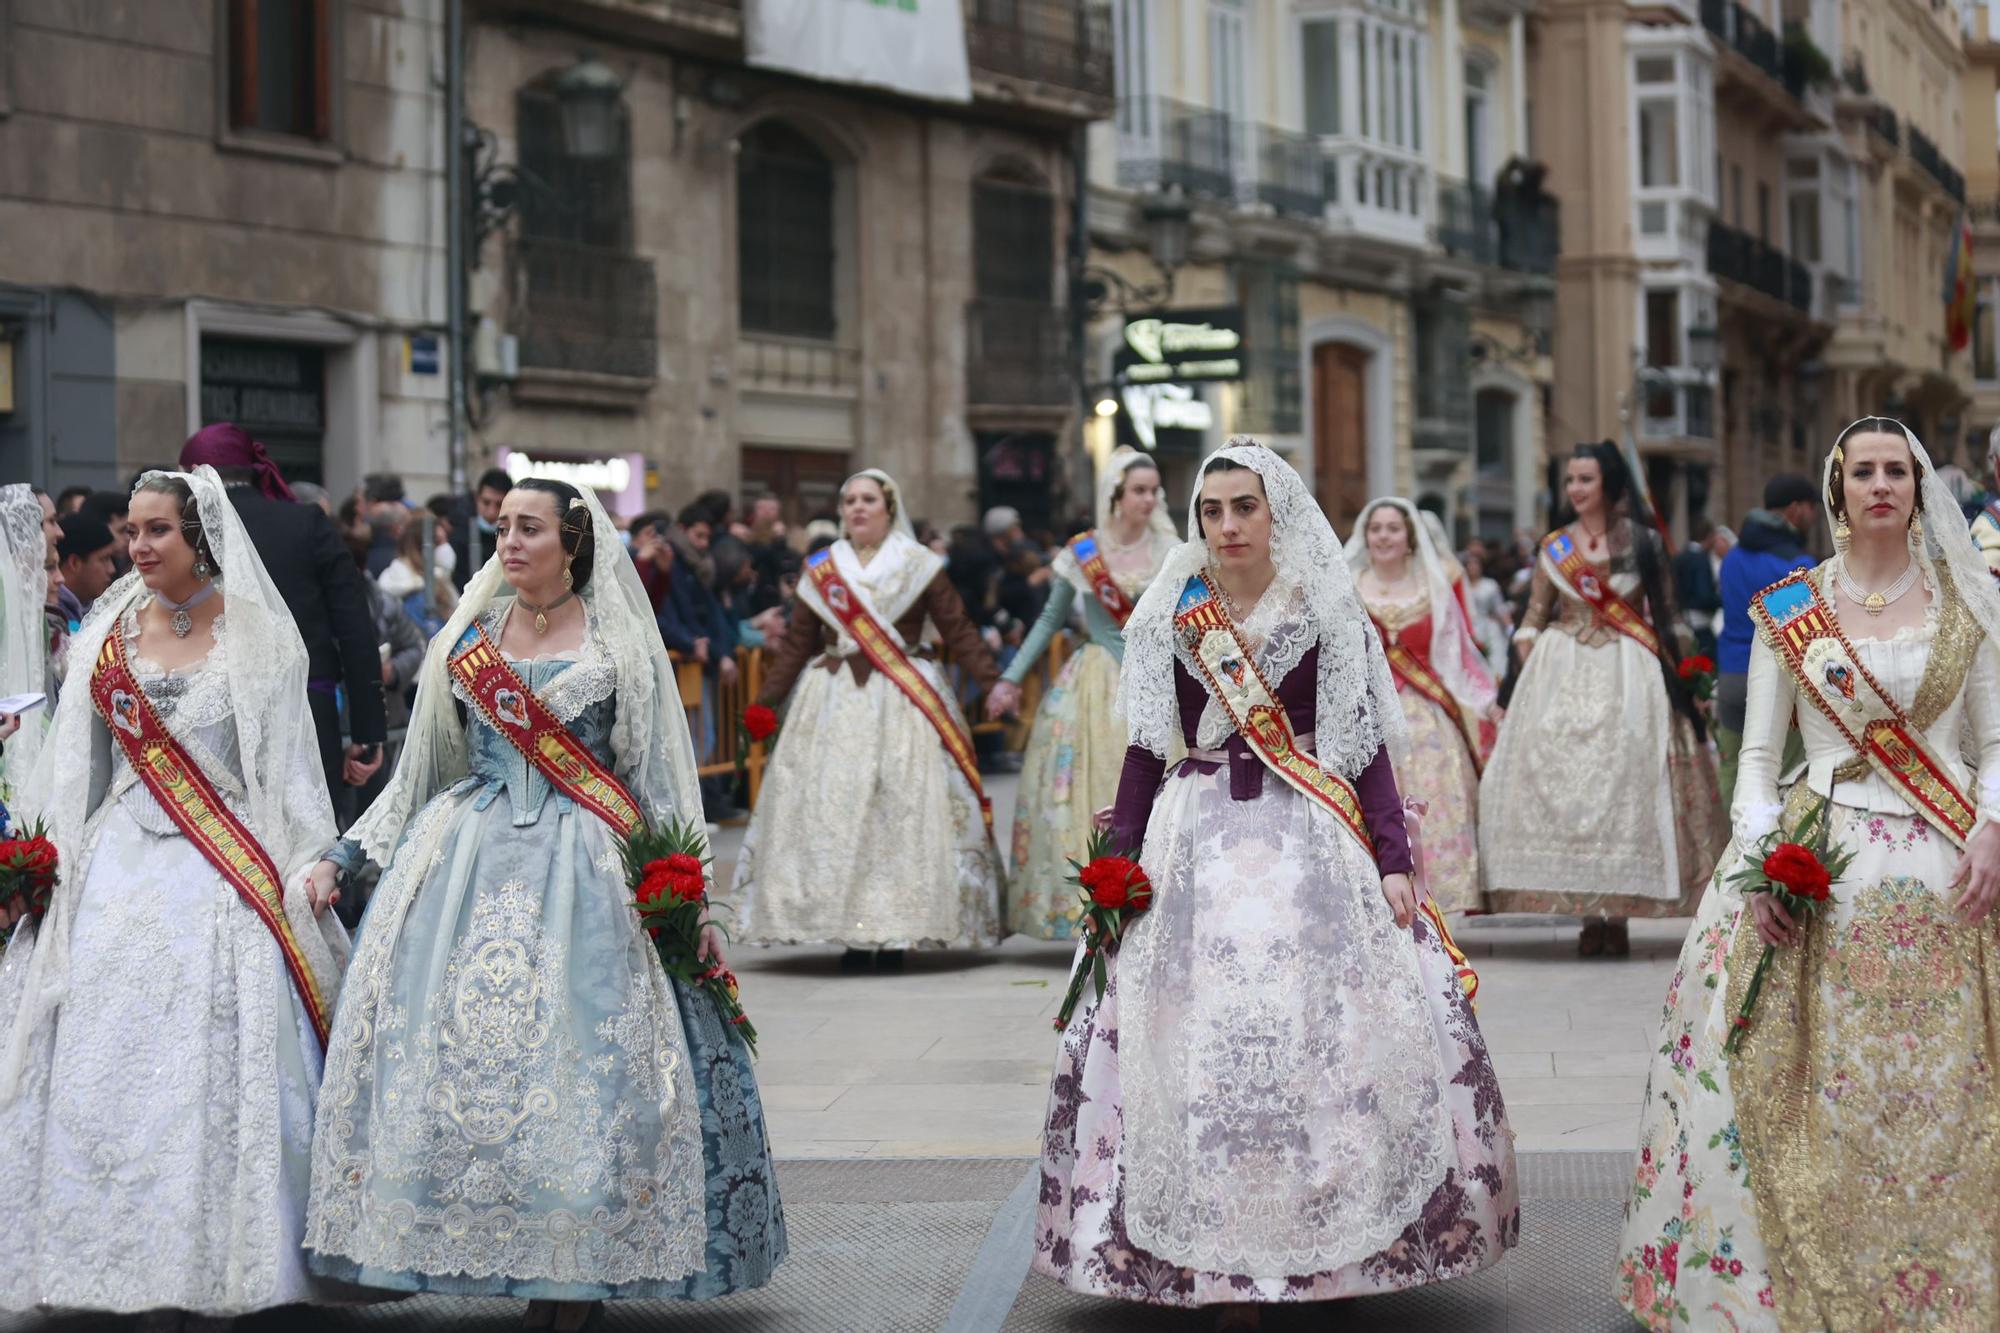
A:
[{"xmin": 1833, "ymin": 555, "xmax": 1920, "ymax": 616}]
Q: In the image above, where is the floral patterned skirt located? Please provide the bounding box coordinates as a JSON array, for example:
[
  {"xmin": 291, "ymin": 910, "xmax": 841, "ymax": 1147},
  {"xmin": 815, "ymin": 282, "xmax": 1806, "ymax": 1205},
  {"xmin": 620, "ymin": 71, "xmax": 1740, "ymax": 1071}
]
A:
[
  {"xmin": 1617, "ymin": 796, "xmax": 2000, "ymax": 1331},
  {"xmin": 1007, "ymin": 643, "xmax": 1123, "ymax": 940},
  {"xmin": 1033, "ymin": 769, "xmax": 1519, "ymax": 1306},
  {"xmin": 1395, "ymin": 684, "xmax": 1484, "ymax": 915}
]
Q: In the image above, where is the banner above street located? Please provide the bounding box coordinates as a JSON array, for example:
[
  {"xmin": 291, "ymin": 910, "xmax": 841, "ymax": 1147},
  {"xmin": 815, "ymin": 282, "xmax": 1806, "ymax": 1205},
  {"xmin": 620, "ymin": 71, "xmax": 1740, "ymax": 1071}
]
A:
[{"xmin": 747, "ymin": 0, "xmax": 972, "ymax": 105}]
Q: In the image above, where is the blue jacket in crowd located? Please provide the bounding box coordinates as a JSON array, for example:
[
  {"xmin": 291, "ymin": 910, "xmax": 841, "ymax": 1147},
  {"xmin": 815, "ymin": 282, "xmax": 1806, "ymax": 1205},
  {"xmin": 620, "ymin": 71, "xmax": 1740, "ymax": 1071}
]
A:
[
  {"xmin": 1716, "ymin": 509, "xmax": 1815, "ymax": 676},
  {"xmin": 657, "ymin": 557, "xmax": 737, "ymax": 663}
]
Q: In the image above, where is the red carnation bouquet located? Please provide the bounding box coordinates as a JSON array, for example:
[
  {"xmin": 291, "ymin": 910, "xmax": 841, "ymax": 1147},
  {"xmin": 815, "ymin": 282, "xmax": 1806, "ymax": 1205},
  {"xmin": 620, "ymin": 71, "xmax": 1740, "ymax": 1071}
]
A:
[
  {"xmin": 1677, "ymin": 654, "xmax": 1717, "ymax": 703},
  {"xmin": 620, "ymin": 817, "xmax": 757, "ymax": 1055},
  {"xmin": 0, "ymin": 818, "xmax": 58, "ymax": 944},
  {"xmin": 1052, "ymin": 829, "xmax": 1154, "ymax": 1031},
  {"xmin": 1722, "ymin": 796, "xmax": 1852, "ymax": 1054},
  {"xmin": 741, "ymin": 704, "xmax": 779, "ymax": 746}
]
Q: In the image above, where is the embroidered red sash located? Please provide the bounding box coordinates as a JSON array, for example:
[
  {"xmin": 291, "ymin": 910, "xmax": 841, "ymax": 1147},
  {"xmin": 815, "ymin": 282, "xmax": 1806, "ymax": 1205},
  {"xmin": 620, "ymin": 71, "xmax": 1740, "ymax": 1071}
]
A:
[
  {"xmin": 1748, "ymin": 572, "xmax": 1975, "ymax": 847},
  {"xmin": 1374, "ymin": 616, "xmax": 1487, "ymax": 775},
  {"xmin": 1173, "ymin": 574, "xmax": 1375, "ymax": 860},
  {"xmin": 91, "ymin": 630, "xmax": 332, "ymax": 1047},
  {"xmin": 447, "ymin": 623, "xmax": 644, "ymax": 838},
  {"xmin": 1543, "ymin": 531, "xmax": 1661, "ymax": 655},
  {"xmin": 804, "ymin": 549, "xmax": 993, "ymax": 833},
  {"xmin": 1066, "ymin": 532, "xmax": 1136, "ymax": 627}
]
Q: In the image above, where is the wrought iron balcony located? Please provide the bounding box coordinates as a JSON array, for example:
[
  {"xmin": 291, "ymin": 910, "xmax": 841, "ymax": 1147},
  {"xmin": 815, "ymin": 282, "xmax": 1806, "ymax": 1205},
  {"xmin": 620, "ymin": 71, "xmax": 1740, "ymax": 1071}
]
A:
[
  {"xmin": 1867, "ymin": 104, "xmax": 1900, "ymax": 150},
  {"xmin": 965, "ymin": 299, "xmax": 1070, "ymax": 408},
  {"xmin": 514, "ymin": 237, "xmax": 658, "ymax": 381},
  {"xmin": 1437, "ymin": 178, "xmax": 1560, "ymax": 276},
  {"xmin": 1254, "ymin": 124, "xmax": 1323, "ymax": 218},
  {"xmin": 1707, "ymin": 220, "xmax": 1811, "ymax": 314},
  {"xmin": 966, "ymin": 0, "xmax": 1113, "ymax": 107},
  {"xmin": 1117, "ymin": 97, "xmax": 1236, "ymax": 202},
  {"xmin": 1908, "ymin": 126, "xmax": 1966, "ymax": 203},
  {"xmin": 1699, "ymin": 0, "xmax": 1802, "ymax": 97}
]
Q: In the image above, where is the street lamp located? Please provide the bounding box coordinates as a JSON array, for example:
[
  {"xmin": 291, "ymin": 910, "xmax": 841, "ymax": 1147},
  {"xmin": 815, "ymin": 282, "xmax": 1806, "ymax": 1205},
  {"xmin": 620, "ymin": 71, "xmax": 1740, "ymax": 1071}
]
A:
[
  {"xmin": 1141, "ymin": 191, "xmax": 1192, "ymax": 275},
  {"xmin": 1687, "ymin": 323, "xmax": 1721, "ymax": 375},
  {"xmin": 552, "ymin": 53, "xmax": 625, "ymax": 161}
]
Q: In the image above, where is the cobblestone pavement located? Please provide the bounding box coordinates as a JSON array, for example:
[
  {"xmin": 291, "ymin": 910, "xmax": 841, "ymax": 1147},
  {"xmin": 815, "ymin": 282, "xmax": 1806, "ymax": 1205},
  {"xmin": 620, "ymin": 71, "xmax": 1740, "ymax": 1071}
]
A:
[{"xmin": 3, "ymin": 1153, "xmax": 1634, "ymax": 1333}]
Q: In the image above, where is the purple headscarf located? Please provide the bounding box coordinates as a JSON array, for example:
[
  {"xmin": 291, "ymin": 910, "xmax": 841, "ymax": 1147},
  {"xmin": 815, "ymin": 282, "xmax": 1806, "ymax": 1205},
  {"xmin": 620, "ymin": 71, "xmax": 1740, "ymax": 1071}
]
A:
[{"xmin": 179, "ymin": 422, "xmax": 297, "ymax": 503}]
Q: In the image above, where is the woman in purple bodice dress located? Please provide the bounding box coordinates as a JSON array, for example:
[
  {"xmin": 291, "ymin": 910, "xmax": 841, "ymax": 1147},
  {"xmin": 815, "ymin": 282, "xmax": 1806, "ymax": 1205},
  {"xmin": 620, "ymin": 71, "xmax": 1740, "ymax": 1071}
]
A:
[{"xmin": 1030, "ymin": 440, "xmax": 1518, "ymax": 1331}]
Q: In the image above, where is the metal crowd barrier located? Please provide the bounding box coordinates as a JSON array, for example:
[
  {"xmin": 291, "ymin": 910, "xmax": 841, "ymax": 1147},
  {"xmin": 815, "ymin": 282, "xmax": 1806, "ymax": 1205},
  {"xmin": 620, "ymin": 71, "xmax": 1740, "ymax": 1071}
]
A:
[{"xmin": 670, "ymin": 630, "xmax": 1078, "ymax": 815}]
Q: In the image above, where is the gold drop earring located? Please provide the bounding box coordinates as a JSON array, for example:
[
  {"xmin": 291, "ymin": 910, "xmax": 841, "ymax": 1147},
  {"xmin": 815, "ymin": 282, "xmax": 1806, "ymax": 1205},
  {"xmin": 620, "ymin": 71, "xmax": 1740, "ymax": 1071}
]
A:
[
  {"xmin": 1833, "ymin": 514, "xmax": 1851, "ymax": 552},
  {"xmin": 562, "ymin": 556, "xmax": 575, "ymax": 591}
]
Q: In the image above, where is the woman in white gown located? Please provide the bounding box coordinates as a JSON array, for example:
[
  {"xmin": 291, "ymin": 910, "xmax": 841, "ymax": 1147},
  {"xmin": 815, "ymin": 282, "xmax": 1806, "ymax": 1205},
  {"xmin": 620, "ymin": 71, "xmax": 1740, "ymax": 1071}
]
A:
[
  {"xmin": 733, "ymin": 468, "xmax": 1003, "ymax": 964},
  {"xmin": 1480, "ymin": 442, "xmax": 1725, "ymax": 954},
  {"xmin": 0, "ymin": 467, "xmax": 350, "ymax": 1317},
  {"xmin": 1616, "ymin": 419, "xmax": 2000, "ymax": 1330},
  {"xmin": 0, "ymin": 485, "xmax": 50, "ymax": 803},
  {"xmin": 1034, "ymin": 442, "xmax": 1516, "ymax": 1329}
]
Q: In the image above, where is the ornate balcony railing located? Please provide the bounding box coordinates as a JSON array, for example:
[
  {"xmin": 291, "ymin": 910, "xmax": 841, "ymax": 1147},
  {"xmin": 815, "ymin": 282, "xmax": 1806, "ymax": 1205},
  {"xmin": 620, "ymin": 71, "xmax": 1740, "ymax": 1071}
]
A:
[
  {"xmin": 965, "ymin": 299, "xmax": 1070, "ymax": 408},
  {"xmin": 1640, "ymin": 377, "xmax": 1716, "ymax": 442},
  {"xmin": 1699, "ymin": 0, "xmax": 1803, "ymax": 97},
  {"xmin": 1908, "ymin": 126, "xmax": 1966, "ymax": 203},
  {"xmin": 1254, "ymin": 124, "xmax": 1323, "ymax": 218},
  {"xmin": 514, "ymin": 237, "xmax": 658, "ymax": 380},
  {"xmin": 1117, "ymin": 96, "xmax": 1236, "ymax": 201},
  {"xmin": 1707, "ymin": 220, "xmax": 1811, "ymax": 314},
  {"xmin": 966, "ymin": 0, "xmax": 1113, "ymax": 104},
  {"xmin": 1437, "ymin": 178, "xmax": 1560, "ymax": 275}
]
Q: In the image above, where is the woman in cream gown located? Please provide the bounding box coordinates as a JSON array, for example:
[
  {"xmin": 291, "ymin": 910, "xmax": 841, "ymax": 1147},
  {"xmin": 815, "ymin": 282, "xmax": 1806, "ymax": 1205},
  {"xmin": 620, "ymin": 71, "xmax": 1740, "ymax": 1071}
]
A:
[
  {"xmin": 1616, "ymin": 418, "xmax": 2000, "ymax": 1330},
  {"xmin": 1480, "ymin": 442, "xmax": 1725, "ymax": 954},
  {"xmin": 733, "ymin": 468, "xmax": 1003, "ymax": 963},
  {"xmin": 0, "ymin": 485, "xmax": 50, "ymax": 803},
  {"xmin": 1034, "ymin": 441, "xmax": 1516, "ymax": 1329},
  {"xmin": 0, "ymin": 468, "xmax": 350, "ymax": 1316},
  {"xmin": 985, "ymin": 448, "xmax": 1177, "ymax": 939},
  {"xmin": 1346, "ymin": 497, "xmax": 1498, "ymax": 915}
]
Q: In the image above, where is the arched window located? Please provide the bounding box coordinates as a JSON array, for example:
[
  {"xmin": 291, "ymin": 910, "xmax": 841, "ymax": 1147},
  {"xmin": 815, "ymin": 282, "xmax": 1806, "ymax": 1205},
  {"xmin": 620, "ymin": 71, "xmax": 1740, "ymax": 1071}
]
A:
[
  {"xmin": 972, "ymin": 166, "xmax": 1055, "ymax": 302},
  {"xmin": 737, "ymin": 121, "xmax": 837, "ymax": 340}
]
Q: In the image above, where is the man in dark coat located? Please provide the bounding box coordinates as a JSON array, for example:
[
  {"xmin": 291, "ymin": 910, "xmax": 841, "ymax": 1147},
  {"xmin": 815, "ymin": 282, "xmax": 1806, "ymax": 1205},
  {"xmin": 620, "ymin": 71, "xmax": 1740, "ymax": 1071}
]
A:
[{"xmin": 179, "ymin": 424, "xmax": 386, "ymax": 805}]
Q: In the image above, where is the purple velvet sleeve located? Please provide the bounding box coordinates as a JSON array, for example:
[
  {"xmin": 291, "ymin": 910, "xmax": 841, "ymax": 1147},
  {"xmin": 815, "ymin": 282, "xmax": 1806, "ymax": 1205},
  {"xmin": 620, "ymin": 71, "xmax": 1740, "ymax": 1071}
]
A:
[
  {"xmin": 1109, "ymin": 744, "xmax": 1168, "ymax": 855},
  {"xmin": 1354, "ymin": 743, "xmax": 1413, "ymax": 875}
]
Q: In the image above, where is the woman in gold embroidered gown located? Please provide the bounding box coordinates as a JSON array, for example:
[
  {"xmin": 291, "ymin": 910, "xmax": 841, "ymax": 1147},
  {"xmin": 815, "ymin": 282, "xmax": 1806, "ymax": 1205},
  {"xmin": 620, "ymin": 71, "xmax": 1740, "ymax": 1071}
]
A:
[
  {"xmin": 1479, "ymin": 442, "xmax": 1725, "ymax": 954},
  {"xmin": 984, "ymin": 448, "xmax": 1177, "ymax": 939},
  {"xmin": 1616, "ymin": 418, "xmax": 2000, "ymax": 1331},
  {"xmin": 1346, "ymin": 498, "xmax": 1498, "ymax": 916}
]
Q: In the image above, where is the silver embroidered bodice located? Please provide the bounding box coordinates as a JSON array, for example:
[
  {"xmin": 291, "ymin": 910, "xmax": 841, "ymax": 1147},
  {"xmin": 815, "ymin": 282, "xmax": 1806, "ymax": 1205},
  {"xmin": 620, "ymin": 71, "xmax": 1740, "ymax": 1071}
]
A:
[{"xmin": 106, "ymin": 613, "xmax": 244, "ymax": 837}]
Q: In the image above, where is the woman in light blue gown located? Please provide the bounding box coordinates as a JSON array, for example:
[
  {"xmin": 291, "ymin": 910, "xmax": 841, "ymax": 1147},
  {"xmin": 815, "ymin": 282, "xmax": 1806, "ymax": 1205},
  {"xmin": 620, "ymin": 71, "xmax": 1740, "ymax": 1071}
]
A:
[{"xmin": 302, "ymin": 479, "xmax": 784, "ymax": 1332}]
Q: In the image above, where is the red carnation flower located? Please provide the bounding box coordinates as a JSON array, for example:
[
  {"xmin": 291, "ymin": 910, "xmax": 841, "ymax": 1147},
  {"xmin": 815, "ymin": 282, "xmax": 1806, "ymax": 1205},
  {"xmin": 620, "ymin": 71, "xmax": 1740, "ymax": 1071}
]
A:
[
  {"xmin": 1677, "ymin": 654, "xmax": 1715, "ymax": 680},
  {"xmin": 635, "ymin": 858, "xmax": 675, "ymax": 906},
  {"xmin": 665, "ymin": 852, "xmax": 706, "ymax": 903},
  {"xmin": 1081, "ymin": 856, "xmax": 1149, "ymax": 911},
  {"xmin": 1762, "ymin": 842, "xmax": 1831, "ymax": 901},
  {"xmin": 743, "ymin": 705, "xmax": 779, "ymax": 742}
]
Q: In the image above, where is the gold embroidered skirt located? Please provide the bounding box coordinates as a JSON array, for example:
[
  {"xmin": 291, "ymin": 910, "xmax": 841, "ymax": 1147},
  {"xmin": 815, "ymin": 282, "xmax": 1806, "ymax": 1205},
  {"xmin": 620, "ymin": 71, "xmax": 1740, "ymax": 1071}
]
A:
[{"xmin": 1618, "ymin": 794, "xmax": 2000, "ymax": 1331}]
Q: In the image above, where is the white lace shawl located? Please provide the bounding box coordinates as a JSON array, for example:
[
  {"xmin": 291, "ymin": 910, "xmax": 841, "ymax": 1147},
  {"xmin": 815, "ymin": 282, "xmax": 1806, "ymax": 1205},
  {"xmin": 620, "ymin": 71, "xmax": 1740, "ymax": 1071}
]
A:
[
  {"xmin": 1049, "ymin": 448, "xmax": 1179, "ymax": 604},
  {"xmin": 1116, "ymin": 439, "xmax": 1409, "ymax": 778},
  {"xmin": 1, "ymin": 467, "xmax": 346, "ymax": 1099},
  {"xmin": 0, "ymin": 485, "xmax": 48, "ymax": 797},
  {"xmin": 1343, "ymin": 496, "xmax": 1498, "ymax": 717},
  {"xmin": 343, "ymin": 484, "xmax": 703, "ymax": 869}
]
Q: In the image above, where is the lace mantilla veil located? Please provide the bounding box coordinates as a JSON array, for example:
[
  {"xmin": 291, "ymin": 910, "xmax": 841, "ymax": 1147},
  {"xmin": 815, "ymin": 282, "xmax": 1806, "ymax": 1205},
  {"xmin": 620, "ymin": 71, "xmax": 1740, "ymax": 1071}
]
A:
[
  {"xmin": 1343, "ymin": 496, "xmax": 1497, "ymax": 717},
  {"xmin": 1049, "ymin": 448, "xmax": 1178, "ymax": 599},
  {"xmin": 1825, "ymin": 418, "xmax": 2000, "ymax": 648},
  {"xmin": 1, "ymin": 466, "xmax": 346, "ymax": 1099},
  {"xmin": 342, "ymin": 483, "xmax": 704, "ymax": 869},
  {"xmin": 0, "ymin": 486, "xmax": 48, "ymax": 797},
  {"xmin": 1116, "ymin": 438, "xmax": 1409, "ymax": 778}
]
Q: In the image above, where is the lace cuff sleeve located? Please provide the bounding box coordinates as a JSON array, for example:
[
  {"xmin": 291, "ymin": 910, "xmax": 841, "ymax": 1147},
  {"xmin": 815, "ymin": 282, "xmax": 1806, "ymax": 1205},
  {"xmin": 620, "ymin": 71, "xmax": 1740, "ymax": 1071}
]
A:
[{"xmin": 1515, "ymin": 559, "xmax": 1554, "ymax": 640}]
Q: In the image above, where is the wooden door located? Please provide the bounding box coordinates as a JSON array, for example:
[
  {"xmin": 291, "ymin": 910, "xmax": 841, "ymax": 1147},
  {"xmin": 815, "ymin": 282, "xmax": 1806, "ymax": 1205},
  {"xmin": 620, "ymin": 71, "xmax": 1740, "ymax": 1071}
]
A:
[{"xmin": 1313, "ymin": 342, "xmax": 1371, "ymax": 533}]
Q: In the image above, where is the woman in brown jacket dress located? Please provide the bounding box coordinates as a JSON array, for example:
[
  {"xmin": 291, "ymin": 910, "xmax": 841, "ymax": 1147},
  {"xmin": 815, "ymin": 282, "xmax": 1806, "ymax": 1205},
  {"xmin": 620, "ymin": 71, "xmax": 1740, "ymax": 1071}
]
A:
[{"xmin": 732, "ymin": 469, "xmax": 1005, "ymax": 968}]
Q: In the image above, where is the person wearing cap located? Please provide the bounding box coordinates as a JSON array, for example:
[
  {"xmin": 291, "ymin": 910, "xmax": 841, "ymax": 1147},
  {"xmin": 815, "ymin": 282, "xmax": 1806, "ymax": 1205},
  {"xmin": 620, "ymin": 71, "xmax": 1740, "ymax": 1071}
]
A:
[
  {"xmin": 54, "ymin": 513, "xmax": 119, "ymax": 623},
  {"xmin": 178, "ymin": 423, "xmax": 387, "ymax": 810},
  {"xmin": 1712, "ymin": 472, "xmax": 1820, "ymax": 803}
]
